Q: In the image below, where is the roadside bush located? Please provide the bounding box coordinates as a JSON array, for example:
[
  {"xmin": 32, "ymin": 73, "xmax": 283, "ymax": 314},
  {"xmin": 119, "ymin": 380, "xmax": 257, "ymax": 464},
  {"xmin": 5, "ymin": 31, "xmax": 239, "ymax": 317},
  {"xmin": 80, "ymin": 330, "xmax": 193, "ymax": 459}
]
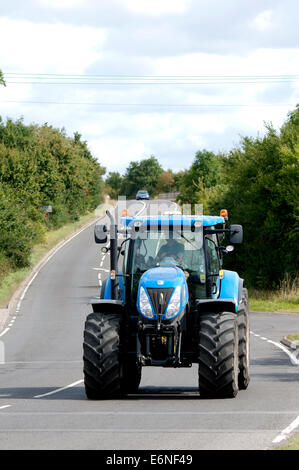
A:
[{"xmin": 0, "ymin": 118, "xmax": 105, "ymax": 280}]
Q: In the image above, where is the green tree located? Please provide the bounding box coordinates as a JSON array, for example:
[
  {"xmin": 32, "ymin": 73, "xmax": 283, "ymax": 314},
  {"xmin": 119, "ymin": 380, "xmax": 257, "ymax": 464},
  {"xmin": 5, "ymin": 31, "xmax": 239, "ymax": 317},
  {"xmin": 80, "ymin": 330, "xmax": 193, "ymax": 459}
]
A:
[
  {"xmin": 156, "ymin": 170, "xmax": 175, "ymax": 194},
  {"xmin": 178, "ymin": 150, "xmax": 223, "ymax": 211},
  {"xmin": 121, "ymin": 156, "xmax": 163, "ymax": 198},
  {"xmin": 0, "ymin": 70, "xmax": 5, "ymax": 87},
  {"xmin": 0, "ymin": 117, "xmax": 105, "ymax": 276},
  {"xmin": 207, "ymin": 112, "xmax": 299, "ymax": 288},
  {"xmin": 105, "ymin": 171, "xmax": 123, "ymax": 199}
]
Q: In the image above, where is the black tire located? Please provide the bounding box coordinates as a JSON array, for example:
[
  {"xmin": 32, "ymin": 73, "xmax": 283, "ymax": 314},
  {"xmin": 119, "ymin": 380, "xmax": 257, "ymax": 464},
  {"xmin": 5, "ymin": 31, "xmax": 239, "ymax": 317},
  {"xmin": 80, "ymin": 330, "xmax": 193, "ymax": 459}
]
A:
[
  {"xmin": 122, "ymin": 360, "xmax": 142, "ymax": 394},
  {"xmin": 198, "ymin": 312, "xmax": 239, "ymax": 399},
  {"xmin": 237, "ymin": 288, "xmax": 250, "ymax": 389},
  {"xmin": 83, "ymin": 312, "xmax": 122, "ymax": 399}
]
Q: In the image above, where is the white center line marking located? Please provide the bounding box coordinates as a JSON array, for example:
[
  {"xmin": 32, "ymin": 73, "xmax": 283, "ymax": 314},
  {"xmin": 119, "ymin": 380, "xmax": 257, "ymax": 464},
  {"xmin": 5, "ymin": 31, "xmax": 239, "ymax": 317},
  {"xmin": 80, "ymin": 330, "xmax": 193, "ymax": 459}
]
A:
[
  {"xmin": 34, "ymin": 379, "xmax": 83, "ymax": 398},
  {"xmin": 0, "ymin": 405, "xmax": 11, "ymax": 410}
]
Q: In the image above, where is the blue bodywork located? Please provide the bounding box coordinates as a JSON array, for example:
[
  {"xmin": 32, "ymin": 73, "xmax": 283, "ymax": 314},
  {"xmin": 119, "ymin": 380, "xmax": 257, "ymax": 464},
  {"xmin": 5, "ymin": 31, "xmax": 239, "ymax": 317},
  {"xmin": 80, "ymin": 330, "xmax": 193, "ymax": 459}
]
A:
[
  {"xmin": 137, "ymin": 267, "xmax": 188, "ymax": 320},
  {"xmin": 219, "ymin": 270, "xmax": 242, "ymax": 311},
  {"xmin": 102, "ymin": 273, "xmax": 125, "ymax": 301},
  {"xmin": 121, "ymin": 215, "xmax": 225, "ymax": 228}
]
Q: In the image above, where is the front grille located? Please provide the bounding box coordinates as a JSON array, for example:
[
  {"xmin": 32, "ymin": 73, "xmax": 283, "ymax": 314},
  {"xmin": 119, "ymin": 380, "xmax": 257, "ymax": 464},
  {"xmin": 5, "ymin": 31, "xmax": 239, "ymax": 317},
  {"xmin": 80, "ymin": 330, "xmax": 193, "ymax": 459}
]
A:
[{"xmin": 146, "ymin": 288, "xmax": 174, "ymax": 316}]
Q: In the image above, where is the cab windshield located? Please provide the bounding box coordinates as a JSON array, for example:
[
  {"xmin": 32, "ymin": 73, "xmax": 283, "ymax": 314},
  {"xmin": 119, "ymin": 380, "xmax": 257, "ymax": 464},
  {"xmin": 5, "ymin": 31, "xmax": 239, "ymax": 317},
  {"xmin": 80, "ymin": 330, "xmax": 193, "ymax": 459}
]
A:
[{"xmin": 131, "ymin": 229, "xmax": 205, "ymax": 275}]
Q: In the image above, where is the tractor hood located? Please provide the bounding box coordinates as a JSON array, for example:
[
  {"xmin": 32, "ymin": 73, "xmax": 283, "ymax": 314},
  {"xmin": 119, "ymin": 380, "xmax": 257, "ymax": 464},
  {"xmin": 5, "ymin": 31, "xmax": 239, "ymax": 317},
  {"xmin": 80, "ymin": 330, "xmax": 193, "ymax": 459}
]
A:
[{"xmin": 137, "ymin": 267, "xmax": 188, "ymax": 321}]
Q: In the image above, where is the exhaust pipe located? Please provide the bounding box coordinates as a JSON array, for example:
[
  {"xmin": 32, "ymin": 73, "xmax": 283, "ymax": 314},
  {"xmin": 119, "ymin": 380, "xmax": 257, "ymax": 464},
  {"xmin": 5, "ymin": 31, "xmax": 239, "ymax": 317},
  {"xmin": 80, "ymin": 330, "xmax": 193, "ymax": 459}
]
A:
[{"xmin": 106, "ymin": 209, "xmax": 118, "ymax": 300}]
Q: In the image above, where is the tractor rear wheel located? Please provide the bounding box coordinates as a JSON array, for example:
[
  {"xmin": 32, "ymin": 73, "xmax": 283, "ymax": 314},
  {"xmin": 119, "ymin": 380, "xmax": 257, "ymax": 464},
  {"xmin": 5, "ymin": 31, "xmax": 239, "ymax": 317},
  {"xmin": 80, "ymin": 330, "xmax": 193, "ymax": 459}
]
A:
[
  {"xmin": 237, "ymin": 288, "xmax": 250, "ymax": 389},
  {"xmin": 198, "ymin": 312, "xmax": 239, "ymax": 398},
  {"xmin": 83, "ymin": 312, "xmax": 122, "ymax": 399}
]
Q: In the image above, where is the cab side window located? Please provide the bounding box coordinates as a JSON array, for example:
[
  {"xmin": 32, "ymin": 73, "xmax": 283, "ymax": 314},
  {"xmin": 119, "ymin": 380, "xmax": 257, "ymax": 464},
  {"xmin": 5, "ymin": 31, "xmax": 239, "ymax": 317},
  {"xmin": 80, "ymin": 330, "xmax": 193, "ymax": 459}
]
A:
[{"xmin": 206, "ymin": 236, "xmax": 220, "ymax": 275}]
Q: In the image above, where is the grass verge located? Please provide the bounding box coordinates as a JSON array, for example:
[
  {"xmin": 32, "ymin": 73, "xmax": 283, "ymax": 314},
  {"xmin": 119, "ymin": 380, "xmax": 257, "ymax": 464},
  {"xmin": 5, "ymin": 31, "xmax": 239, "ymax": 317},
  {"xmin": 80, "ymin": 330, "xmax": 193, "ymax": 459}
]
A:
[
  {"xmin": 0, "ymin": 205, "xmax": 111, "ymax": 309},
  {"xmin": 248, "ymin": 287, "xmax": 299, "ymax": 314},
  {"xmin": 287, "ymin": 333, "xmax": 299, "ymax": 342},
  {"xmin": 275, "ymin": 434, "xmax": 299, "ymax": 450}
]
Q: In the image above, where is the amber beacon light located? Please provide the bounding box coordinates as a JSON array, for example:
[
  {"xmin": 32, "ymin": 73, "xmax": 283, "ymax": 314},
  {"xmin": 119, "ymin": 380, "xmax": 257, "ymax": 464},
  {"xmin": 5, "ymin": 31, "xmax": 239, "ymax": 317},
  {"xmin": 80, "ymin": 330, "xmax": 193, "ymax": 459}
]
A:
[{"xmin": 220, "ymin": 209, "xmax": 228, "ymax": 219}]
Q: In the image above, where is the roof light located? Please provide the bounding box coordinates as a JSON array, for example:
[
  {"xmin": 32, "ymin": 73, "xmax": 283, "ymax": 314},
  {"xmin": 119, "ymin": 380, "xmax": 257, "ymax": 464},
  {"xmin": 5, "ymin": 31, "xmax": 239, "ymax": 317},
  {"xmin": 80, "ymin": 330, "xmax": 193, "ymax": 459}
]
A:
[
  {"xmin": 133, "ymin": 220, "xmax": 142, "ymax": 228},
  {"xmin": 194, "ymin": 220, "xmax": 202, "ymax": 227}
]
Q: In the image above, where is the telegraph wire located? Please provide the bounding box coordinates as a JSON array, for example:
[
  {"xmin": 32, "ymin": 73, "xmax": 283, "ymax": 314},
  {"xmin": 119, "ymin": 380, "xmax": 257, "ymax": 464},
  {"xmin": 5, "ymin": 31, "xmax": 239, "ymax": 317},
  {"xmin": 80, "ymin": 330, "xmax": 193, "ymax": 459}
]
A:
[{"xmin": 1, "ymin": 100, "xmax": 296, "ymax": 108}]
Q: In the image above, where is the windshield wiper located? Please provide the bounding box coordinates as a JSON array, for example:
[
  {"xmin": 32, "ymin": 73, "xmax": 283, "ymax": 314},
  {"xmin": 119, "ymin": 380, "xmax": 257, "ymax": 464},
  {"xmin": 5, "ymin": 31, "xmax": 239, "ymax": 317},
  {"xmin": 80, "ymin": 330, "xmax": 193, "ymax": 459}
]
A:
[{"xmin": 179, "ymin": 232, "xmax": 199, "ymax": 250}]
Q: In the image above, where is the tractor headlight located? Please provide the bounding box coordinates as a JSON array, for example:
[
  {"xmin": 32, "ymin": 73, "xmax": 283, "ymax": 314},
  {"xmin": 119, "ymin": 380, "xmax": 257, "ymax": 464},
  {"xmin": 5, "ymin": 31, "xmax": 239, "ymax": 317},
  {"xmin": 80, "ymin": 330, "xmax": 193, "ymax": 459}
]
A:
[
  {"xmin": 165, "ymin": 286, "xmax": 181, "ymax": 319},
  {"xmin": 139, "ymin": 286, "xmax": 154, "ymax": 319}
]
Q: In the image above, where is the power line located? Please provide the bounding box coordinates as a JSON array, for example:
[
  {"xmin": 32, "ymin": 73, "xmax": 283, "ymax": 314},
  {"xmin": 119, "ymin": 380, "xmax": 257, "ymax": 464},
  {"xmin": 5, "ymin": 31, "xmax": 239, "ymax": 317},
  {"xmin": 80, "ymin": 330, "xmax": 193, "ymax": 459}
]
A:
[
  {"xmin": 5, "ymin": 81, "xmax": 299, "ymax": 87},
  {"xmin": 3, "ymin": 72, "xmax": 299, "ymax": 86},
  {"xmin": 1, "ymin": 100, "xmax": 296, "ymax": 107},
  {"xmin": 4, "ymin": 72, "xmax": 299, "ymax": 78}
]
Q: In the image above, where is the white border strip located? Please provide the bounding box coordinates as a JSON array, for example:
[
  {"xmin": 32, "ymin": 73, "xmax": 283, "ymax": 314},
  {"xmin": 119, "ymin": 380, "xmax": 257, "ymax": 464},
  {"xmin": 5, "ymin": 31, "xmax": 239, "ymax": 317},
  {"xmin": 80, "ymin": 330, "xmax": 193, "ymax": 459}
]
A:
[
  {"xmin": 0, "ymin": 217, "xmax": 100, "ymax": 338},
  {"xmin": 250, "ymin": 332, "xmax": 299, "ymax": 366},
  {"xmin": 34, "ymin": 379, "xmax": 83, "ymax": 398},
  {"xmin": 272, "ymin": 415, "xmax": 299, "ymax": 443}
]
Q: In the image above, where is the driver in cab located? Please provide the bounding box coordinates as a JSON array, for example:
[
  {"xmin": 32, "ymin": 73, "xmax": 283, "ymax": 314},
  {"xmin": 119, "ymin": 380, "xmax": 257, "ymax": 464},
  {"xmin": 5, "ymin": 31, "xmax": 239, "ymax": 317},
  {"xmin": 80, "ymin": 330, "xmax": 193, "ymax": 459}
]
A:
[{"xmin": 156, "ymin": 237, "xmax": 185, "ymax": 265}]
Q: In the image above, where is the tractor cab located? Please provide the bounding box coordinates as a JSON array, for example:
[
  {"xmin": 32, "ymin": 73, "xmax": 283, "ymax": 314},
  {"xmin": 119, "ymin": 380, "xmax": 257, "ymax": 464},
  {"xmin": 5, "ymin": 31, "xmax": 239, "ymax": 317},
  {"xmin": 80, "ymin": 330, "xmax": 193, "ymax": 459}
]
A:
[{"xmin": 120, "ymin": 215, "xmax": 240, "ymax": 310}]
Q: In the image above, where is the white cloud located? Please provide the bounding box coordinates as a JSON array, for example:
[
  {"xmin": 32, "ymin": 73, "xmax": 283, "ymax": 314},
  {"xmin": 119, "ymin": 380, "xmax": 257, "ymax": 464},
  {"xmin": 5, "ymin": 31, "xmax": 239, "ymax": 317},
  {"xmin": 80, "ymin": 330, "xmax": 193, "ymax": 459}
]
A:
[
  {"xmin": 0, "ymin": 17, "xmax": 106, "ymax": 74},
  {"xmin": 34, "ymin": 0, "xmax": 86, "ymax": 9},
  {"xmin": 252, "ymin": 10, "xmax": 273, "ymax": 32},
  {"xmin": 125, "ymin": 0, "xmax": 191, "ymax": 15}
]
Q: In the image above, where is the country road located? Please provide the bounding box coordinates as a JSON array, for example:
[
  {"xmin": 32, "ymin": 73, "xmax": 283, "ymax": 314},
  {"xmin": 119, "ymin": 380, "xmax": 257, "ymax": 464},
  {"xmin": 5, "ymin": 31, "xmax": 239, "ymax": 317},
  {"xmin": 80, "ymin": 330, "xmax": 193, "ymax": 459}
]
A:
[{"xmin": 0, "ymin": 199, "xmax": 298, "ymax": 450}]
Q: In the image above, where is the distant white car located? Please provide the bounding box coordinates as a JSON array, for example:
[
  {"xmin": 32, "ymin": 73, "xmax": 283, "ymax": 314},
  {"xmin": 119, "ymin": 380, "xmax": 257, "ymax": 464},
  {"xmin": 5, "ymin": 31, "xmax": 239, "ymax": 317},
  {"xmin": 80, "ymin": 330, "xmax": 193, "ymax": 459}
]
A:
[{"xmin": 136, "ymin": 190, "xmax": 150, "ymax": 200}]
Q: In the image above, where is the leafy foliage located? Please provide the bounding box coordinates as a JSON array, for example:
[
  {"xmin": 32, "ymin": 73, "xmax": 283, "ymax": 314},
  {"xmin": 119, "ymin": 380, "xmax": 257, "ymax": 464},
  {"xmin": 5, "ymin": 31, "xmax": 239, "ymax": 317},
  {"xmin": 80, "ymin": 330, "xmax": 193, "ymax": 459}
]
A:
[
  {"xmin": 105, "ymin": 171, "xmax": 123, "ymax": 199},
  {"xmin": 206, "ymin": 110, "xmax": 299, "ymax": 288},
  {"xmin": 177, "ymin": 150, "xmax": 223, "ymax": 211},
  {"xmin": 120, "ymin": 156, "xmax": 163, "ymax": 199},
  {"xmin": 0, "ymin": 69, "xmax": 5, "ymax": 87},
  {"xmin": 0, "ymin": 118, "xmax": 105, "ymax": 280}
]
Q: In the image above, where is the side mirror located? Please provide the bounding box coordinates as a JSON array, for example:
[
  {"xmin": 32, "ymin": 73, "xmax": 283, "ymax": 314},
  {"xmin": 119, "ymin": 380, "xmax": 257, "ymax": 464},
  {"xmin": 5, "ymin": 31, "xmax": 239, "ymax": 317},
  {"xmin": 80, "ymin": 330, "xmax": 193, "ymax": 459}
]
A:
[
  {"xmin": 94, "ymin": 224, "xmax": 108, "ymax": 244},
  {"xmin": 229, "ymin": 224, "xmax": 243, "ymax": 244}
]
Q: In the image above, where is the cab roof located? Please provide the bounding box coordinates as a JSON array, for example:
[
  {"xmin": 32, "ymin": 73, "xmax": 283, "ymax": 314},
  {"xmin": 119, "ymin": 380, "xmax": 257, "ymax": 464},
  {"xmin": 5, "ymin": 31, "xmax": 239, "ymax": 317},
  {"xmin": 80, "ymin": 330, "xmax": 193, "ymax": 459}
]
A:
[{"xmin": 121, "ymin": 215, "xmax": 225, "ymax": 228}]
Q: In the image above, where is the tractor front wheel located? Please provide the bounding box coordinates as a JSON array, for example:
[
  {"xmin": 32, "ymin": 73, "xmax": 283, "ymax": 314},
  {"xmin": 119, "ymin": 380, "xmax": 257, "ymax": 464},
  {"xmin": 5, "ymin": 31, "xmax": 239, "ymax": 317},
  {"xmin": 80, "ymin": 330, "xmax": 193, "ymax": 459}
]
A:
[
  {"xmin": 198, "ymin": 311, "xmax": 239, "ymax": 399},
  {"xmin": 83, "ymin": 312, "xmax": 123, "ymax": 399},
  {"xmin": 237, "ymin": 288, "xmax": 250, "ymax": 389}
]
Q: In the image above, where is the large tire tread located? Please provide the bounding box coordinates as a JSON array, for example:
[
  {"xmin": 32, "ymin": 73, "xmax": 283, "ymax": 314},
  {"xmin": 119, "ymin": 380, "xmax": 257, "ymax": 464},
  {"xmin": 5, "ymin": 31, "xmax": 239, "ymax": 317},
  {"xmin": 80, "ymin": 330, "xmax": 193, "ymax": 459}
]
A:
[
  {"xmin": 237, "ymin": 288, "xmax": 250, "ymax": 389},
  {"xmin": 83, "ymin": 312, "xmax": 122, "ymax": 399},
  {"xmin": 198, "ymin": 312, "xmax": 239, "ymax": 399}
]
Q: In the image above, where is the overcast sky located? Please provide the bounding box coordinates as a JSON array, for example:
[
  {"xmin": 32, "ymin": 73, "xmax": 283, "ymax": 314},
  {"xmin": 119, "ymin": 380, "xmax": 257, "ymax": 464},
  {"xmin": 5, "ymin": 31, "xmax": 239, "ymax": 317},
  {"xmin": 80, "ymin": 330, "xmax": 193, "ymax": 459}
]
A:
[{"xmin": 0, "ymin": 0, "xmax": 299, "ymax": 175}]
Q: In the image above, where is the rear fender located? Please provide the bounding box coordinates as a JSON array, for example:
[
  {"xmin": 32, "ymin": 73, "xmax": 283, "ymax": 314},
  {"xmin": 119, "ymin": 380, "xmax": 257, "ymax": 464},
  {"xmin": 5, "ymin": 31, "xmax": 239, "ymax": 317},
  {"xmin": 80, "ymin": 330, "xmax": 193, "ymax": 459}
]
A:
[
  {"xmin": 219, "ymin": 270, "xmax": 244, "ymax": 311},
  {"xmin": 196, "ymin": 299, "xmax": 236, "ymax": 314},
  {"xmin": 102, "ymin": 273, "xmax": 126, "ymax": 301}
]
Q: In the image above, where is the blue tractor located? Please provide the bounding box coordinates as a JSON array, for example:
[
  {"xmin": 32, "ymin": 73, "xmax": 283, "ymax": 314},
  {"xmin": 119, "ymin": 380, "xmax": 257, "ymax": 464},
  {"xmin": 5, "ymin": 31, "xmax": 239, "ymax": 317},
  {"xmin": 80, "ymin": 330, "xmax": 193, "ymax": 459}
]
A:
[{"xmin": 83, "ymin": 210, "xmax": 250, "ymax": 399}]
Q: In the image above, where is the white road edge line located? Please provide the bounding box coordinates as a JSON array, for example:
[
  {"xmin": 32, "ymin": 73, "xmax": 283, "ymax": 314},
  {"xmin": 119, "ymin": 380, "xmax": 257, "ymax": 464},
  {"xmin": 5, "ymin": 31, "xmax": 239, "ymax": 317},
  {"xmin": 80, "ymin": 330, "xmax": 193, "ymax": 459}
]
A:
[
  {"xmin": 267, "ymin": 339, "xmax": 299, "ymax": 366},
  {"xmin": 34, "ymin": 379, "xmax": 84, "ymax": 398},
  {"xmin": 0, "ymin": 218, "xmax": 99, "ymax": 338},
  {"xmin": 0, "ymin": 328, "xmax": 10, "ymax": 338},
  {"xmin": 0, "ymin": 405, "xmax": 11, "ymax": 410},
  {"xmin": 272, "ymin": 415, "xmax": 299, "ymax": 443},
  {"xmin": 250, "ymin": 331, "xmax": 299, "ymax": 366}
]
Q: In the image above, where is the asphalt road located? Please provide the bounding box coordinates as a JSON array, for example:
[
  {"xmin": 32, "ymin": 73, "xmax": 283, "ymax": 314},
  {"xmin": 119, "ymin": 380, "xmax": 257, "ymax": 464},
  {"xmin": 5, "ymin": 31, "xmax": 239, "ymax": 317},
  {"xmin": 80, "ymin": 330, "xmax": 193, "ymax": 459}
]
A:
[{"xmin": 0, "ymin": 199, "xmax": 298, "ymax": 450}]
